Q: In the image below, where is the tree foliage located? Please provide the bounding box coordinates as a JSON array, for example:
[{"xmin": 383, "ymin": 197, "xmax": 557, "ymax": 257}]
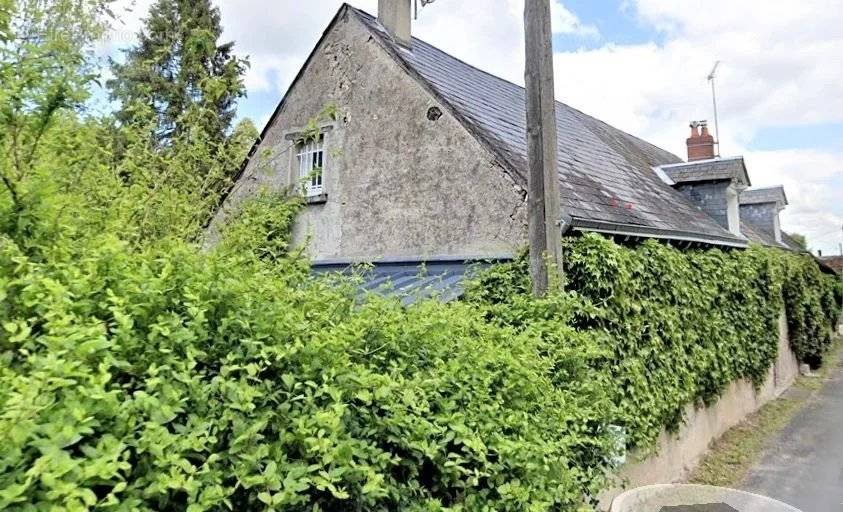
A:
[
  {"xmin": 784, "ymin": 231, "xmax": 808, "ymax": 251},
  {"xmin": 0, "ymin": 0, "xmax": 109, "ymax": 231},
  {"xmin": 108, "ymin": 0, "xmax": 247, "ymax": 146},
  {"xmin": 0, "ymin": 228, "xmax": 622, "ymax": 510}
]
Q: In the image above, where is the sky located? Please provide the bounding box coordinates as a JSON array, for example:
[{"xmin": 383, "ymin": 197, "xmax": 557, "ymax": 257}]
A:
[{"xmin": 101, "ymin": 0, "xmax": 843, "ymax": 255}]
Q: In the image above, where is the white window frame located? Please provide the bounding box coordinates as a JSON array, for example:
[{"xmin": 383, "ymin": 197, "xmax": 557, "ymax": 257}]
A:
[{"xmin": 296, "ymin": 133, "xmax": 325, "ymax": 198}]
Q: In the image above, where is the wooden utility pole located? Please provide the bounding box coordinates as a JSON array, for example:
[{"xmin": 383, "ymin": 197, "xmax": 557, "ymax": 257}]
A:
[{"xmin": 524, "ymin": 0, "xmax": 564, "ymax": 297}]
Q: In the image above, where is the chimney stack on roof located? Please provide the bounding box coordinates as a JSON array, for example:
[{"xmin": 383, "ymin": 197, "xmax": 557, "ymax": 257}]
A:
[
  {"xmin": 378, "ymin": 0, "xmax": 412, "ymax": 47},
  {"xmin": 687, "ymin": 120, "xmax": 716, "ymax": 162}
]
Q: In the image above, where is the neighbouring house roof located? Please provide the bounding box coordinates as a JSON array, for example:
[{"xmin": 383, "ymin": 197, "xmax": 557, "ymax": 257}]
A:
[
  {"xmin": 312, "ymin": 259, "xmax": 499, "ymax": 304},
  {"xmin": 738, "ymin": 185, "xmax": 797, "ymax": 250},
  {"xmin": 740, "ymin": 186, "xmax": 788, "ymax": 206},
  {"xmin": 819, "ymin": 255, "xmax": 843, "ymax": 275},
  {"xmin": 658, "ymin": 157, "xmax": 750, "ymax": 187},
  {"xmin": 348, "ymin": 7, "xmax": 746, "ymax": 248}
]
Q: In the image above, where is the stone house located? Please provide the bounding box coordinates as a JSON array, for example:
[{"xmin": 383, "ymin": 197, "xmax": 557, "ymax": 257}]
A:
[{"xmin": 213, "ymin": 1, "xmax": 801, "ymax": 298}]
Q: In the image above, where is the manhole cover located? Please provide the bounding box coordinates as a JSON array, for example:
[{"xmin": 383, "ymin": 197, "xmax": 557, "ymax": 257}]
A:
[{"xmin": 611, "ymin": 484, "xmax": 801, "ymax": 512}]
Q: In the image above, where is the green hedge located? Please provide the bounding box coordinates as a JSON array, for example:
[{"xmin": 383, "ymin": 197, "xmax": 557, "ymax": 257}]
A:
[
  {"xmin": 0, "ymin": 233, "xmax": 617, "ymax": 511},
  {"xmin": 467, "ymin": 234, "xmax": 843, "ymax": 449},
  {"xmin": 781, "ymin": 254, "xmax": 841, "ymax": 366},
  {"xmin": 1, "ymin": 225, "xmax": 840, "ymax": 510}
]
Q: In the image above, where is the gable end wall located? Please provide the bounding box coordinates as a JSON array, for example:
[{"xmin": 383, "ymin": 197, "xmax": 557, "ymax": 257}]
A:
[{"xmin": 214, "ymin": 10, "xmax": 527, "ymax": 260}]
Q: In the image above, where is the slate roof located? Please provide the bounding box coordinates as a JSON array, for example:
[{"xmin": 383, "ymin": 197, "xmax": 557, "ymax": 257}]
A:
[
  {"xmin": 659, "ymin": 157, "xmax": 750, "ymax": 187},
  {"xmin": 740, "ymin": 186, "xmax": 788, "ymax": 206},
  {"xmin": 740, "ymin": 220, "xmax": 781, "ymax": 248},
  {"xmin": 312, "ymin": 260, "xmax": 494, "ymax": 304},
  {"xmin": 779, "ymin": 232, "xmax": 806, "ymax": 252},
  {"xmin": 740, "ymin": 220, "xmax": 806, "ymax": 252},
  {"xmin": 350, "ymin": 7, "xmax": 746, "ymax": 248}
]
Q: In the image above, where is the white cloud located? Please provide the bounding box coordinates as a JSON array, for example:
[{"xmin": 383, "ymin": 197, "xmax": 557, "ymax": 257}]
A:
[
  {"xmin": 97, "ymin": 0, "xmax": 153, "ymax": 56},
  {"xmin": 406, "ymin": 1, "xmax": 598, "ymax": 86},
  {"xmin": 216, "ymin": 0, "xmax": 376, "ymax": 93},
  {"xmin": 551, "ymin": 2, "xmax": 599, "ymax": 37}
]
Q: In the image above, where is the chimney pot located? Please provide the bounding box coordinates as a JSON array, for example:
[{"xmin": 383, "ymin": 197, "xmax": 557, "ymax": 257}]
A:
[
  {"xmin": 689, "ymin": 122, "xmax": 700, "ymax": 138},
  {"xmin": 378, "ymin": 0, "xmax": 412, "ymax": 47},
  {"xmin": 686, "ymin": 119, "xmax": 715, "ymax": 161}
]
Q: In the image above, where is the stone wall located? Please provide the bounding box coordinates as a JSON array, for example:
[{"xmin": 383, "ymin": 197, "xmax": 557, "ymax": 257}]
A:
[
  {"xmin": 599, "ymin": 311, "xmax": 799, "ymax": 509},
  {"xmin": 210, "ymin": 8, "xmax": 527, "ymax": 261}
]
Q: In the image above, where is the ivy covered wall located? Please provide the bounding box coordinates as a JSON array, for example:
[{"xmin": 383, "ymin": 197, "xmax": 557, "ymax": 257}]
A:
[{"xmin": 466, "ymin": 234, "xmax": 843, "ymax": 449}]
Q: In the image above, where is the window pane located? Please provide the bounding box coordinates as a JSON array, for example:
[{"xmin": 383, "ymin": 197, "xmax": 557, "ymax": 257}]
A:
[{"xmin": 295, "ymin": 135, "xmax": 326, "ymax": 196}]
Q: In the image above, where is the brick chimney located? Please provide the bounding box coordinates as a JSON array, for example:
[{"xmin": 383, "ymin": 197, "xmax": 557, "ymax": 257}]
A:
[
  {"xmin": 378, "ymin": 0, "xmax": 412, "ymax": 47},
  {"xmin": 686, "ymin": 120, "xmax": 715, "ymax": 161}
]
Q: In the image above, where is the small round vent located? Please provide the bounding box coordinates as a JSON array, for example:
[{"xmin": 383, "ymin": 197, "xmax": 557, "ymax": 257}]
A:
[{"xmin": 426, "ymin": 106, "xmax": 442, "ymax": 121}]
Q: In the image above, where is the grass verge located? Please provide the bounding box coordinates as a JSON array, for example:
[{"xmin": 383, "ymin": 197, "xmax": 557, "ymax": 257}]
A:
[{"xmin": 688, "ymin": 333, "xmax": 843, "ymax": 487}]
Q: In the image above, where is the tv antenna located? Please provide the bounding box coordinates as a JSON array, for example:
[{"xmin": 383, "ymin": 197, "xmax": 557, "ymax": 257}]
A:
[
  {"xmin": 707, "ymin": 60, "xmax": 721, "ymax": 157},
  {"xmin": 414, "ymin": 0, "xmax": 436, "ymax": 19}
]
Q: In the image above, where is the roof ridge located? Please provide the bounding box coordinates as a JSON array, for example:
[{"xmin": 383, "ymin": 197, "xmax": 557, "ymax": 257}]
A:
[{"xmin": 349, "ymin": 5, "xmax": 745, "ymax": 246}]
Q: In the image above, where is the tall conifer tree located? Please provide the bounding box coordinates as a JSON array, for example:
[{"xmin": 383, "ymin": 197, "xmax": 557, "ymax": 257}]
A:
[{"xmin": 108, "ymin": 0, "xmax": 247, "ymax": 145}]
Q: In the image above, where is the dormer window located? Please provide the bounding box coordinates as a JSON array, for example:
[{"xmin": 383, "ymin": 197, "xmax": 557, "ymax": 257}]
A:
[
  {"xmin": 657, "ymin": 156, "xmax": 750, "ymax": 238},
  {"xmin": 739, "ymin": 186, "xmax": 789, "ymax": 246},
  {"xmin": 297, "ymin": 133, "xmax": 325, "ymax": 198}
]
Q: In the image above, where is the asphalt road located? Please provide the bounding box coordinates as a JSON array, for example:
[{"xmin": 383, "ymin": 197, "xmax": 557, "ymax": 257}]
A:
[{"xmin": 741, "ymin": 353, "xmax": 843, "ymax": 512}]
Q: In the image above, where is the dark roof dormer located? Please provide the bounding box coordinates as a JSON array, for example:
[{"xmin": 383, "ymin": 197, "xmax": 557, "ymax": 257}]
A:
[
  {"xmin": 739, "ymin": 186, "xmax": 789, "ymax": 246},
  {"xmin": 656, "ymin": 156, "xmax": 750, "ymax": 237}
]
